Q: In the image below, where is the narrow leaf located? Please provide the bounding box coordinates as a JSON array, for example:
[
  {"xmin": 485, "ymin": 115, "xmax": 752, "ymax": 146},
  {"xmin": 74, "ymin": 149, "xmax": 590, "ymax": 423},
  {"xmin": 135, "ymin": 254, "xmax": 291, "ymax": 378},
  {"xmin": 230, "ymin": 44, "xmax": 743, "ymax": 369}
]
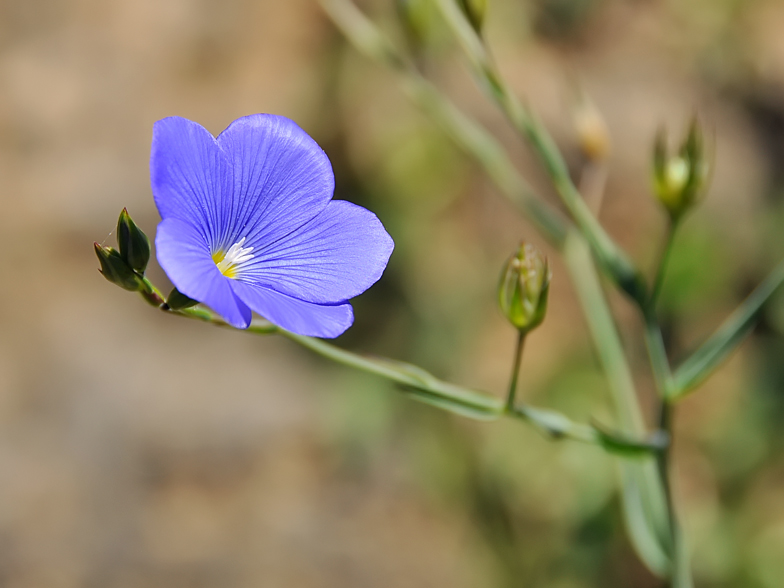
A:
[
  {"xmin": 619, "ymin": 463, "xmax": 671, "ymax": 577},
  {"xmin": 672, "ymin": 259, "xmax": 784, "ymax": 398},
  {"xmin": 402, "ymin": 385, "xmax": 502, "ymax": 420},
  {"xmin": 594, "ymin": 422, "xmax": 668, "ymax": 458}
]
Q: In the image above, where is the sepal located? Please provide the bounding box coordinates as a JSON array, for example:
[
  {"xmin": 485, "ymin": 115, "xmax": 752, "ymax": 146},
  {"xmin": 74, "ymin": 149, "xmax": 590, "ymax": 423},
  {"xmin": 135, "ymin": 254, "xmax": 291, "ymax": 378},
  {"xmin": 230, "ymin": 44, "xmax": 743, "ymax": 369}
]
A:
[
  {"xmin": 94, "ymin": 243, "xmax": 144, "ymax": 291},
  {"xmin": 166, "ymin": 287, "xmax": 199, "ymax": 310},
  {"xmin": 117, "ymin": 208, "xmax": 151, "ymax": 273}
]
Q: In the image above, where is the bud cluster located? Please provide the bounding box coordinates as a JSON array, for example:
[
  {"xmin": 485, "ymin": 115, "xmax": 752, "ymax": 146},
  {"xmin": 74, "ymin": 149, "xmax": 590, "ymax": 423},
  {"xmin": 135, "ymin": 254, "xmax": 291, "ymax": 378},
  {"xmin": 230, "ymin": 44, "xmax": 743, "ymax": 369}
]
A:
[
  {"xmin": 498, "ymin": 242, "xmax": 551, "ymax": 334},
  {"xmin": 94, "ymin": 209, "xmax": 167, "ymax": 307},
  {"xmin": 96, "ymin": 209, "xmax": 202, "ymax": 309},
  {"xmin": 94, "ymin": 209, "xmax": 151, "ymax": 291}
]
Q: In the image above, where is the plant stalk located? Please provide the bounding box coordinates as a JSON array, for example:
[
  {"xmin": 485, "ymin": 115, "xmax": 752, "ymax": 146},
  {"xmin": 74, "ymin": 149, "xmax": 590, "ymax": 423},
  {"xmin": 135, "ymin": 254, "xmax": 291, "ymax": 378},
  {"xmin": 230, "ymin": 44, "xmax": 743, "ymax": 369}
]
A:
[
  {"xmin": 651, "ymin": 218, "xmax": 679, "ymax": 310},
  {"xmin": 505, "ymin": 331, "xmax": 526, "ymax": 412}
]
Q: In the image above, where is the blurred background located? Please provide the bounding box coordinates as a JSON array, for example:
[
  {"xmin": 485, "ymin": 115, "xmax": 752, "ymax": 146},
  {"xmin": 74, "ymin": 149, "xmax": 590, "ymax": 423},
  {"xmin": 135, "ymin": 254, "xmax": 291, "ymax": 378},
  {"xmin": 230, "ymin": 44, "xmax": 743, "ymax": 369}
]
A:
[{"xmin": 2, "ymin": 0, "xmax": 784, "ymax": 586}]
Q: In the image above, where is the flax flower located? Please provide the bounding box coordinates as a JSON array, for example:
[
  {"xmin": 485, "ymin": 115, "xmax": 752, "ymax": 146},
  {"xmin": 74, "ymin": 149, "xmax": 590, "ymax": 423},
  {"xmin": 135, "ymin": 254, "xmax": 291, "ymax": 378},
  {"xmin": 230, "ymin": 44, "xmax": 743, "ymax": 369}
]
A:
[{"xmin": 152, "ymin": 114, "xmax": 393, "ymax": 338}]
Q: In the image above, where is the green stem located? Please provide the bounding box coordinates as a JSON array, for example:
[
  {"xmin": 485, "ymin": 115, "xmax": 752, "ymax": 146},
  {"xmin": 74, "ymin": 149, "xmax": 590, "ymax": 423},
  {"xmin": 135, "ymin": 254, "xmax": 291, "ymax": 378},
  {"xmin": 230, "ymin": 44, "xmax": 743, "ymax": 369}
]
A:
[
  {"xmin": 651, "ymin": 218, "xmax": 679, "ymax": 310},
  {"xmin": 564, "ymin": 233, "xmax": 644, "ymax": 434},
  {"xmin": 505, "ymin": 331, "xmax": 526, "ymax": 412},
  {"xmin": 162, "ymin": 304, "xmax": 664, "ymax": 451},
  {"xmin": 431, "ymin": 0, "xmax": 645, "ymax": 304},
  {"xmin": 657, "ymin": 398, "xmax": 692, "ymax": 588},
  {"xmin": 318, "ymin": 1, "xmax": 672, "ymax": 577},
  {"xmin": 566, "ymin": 218, "xmax": 672, "ymax": 576},
  {"xmin": 319, "ymin": 0, "xmax": 568, "ymax": 248},
  {"xmin": 644, "ymin": 311, "xmax": 675, "ymax": 400},
  {"xmin": 139, "ymin": 276, "xmax": 166, "ymax": 307},
  {"xmin": 656, "ymin": 400, "xmax": 675, "ymax": 537}
]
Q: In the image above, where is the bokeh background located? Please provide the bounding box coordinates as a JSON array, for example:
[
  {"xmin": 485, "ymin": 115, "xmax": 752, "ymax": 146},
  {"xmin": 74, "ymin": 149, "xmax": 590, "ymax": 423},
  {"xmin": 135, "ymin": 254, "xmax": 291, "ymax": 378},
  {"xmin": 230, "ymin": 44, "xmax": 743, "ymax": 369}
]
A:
[{"xmin": 2, "ymin": 0, "xmax": 784, "ymax": 586}]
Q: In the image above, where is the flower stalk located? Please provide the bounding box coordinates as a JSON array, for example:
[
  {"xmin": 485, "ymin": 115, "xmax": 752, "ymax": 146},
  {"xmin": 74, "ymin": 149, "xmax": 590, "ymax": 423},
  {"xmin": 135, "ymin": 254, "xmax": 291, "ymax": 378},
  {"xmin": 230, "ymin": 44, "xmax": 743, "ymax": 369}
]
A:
[
  {"xmin": 650, "ymin": 218, "xmax": 680, "ymax": 311},
  {"xmin": 155, "ymin": 298, "xmax": 660, "ymax": 452},
  {"xmin": 505, "ymin": 331, "xmax": 525, "ymax": 412}
]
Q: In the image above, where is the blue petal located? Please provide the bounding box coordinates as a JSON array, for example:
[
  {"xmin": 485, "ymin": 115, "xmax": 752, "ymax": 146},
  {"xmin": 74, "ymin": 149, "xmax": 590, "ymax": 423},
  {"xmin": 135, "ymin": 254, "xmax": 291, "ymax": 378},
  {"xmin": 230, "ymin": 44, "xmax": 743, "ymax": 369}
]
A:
[
  {"xmin": 156, "ymin": 217, "xmax": 252, "ymax": 329},
  {"xmin": 215, "ymin": 114, "xmax": 334, "ymax": 249},
  {"xmin": 151, "ymin": 117, "xmax": 233, "ymax": 247},
  {"xmin": 239, "ymin": 200, "xmax": 394, "ymax": 305},
  {"xmin": 230, "ymin": 280, "xmax": 354, "ymax": 338}
]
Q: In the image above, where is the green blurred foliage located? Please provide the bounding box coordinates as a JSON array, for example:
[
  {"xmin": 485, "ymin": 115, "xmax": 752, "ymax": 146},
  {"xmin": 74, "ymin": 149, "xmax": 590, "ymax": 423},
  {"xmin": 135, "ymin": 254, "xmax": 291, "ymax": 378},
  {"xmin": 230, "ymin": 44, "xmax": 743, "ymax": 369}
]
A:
[{"xmin": 316, "ymin": 0, "xmax": 784, "ymax": 586}]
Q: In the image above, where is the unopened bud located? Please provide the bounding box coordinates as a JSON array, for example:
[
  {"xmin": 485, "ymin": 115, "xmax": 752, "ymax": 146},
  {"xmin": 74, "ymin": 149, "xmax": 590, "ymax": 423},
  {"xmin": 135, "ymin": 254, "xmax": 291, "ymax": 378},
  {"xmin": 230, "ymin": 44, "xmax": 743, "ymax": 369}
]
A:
[
  {"xmin": 573, "ymin": 98, "xmax": 610, "ymax": 161},
  {"xmin": 166, "ymin": 288, "xmax": 199, "ymax": 310},
  {"xmin": 457, "ymin": 0, "xmax": 487, "ymax": 34},
  {"xmin": 498, "ymin": 242, "xmax": 551, "ymax": 334},
  {"xmin": 652, "ymin": 118, "xmax": 708, "ymax": 221},
  {"xmin": 94, "ymin": 243, "xmax": 144, "ymax": 291},
  {"xmin": 117, "ymin": 208, "xmax": 151, "ymax": 273}
]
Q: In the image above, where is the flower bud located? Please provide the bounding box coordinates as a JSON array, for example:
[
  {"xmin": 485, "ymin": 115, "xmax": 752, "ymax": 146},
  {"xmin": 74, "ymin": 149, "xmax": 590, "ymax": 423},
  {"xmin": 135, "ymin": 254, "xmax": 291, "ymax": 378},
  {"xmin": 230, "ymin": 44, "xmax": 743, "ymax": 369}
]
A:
[
  {"xmin": 652, "ymin": 118, "xmax": 708, "ymax": 221},
  {"xmin": 457, "ymin": 0, "xmax": 487, "ymax": 35},
  {"xmin": 117, "ymin": 208, "xmax": 151, "ymax": 273},
  {"xmin": 572, "ymin": 97, "xmax": 610, "ymax": 162},
  {"xmin": 166, "ymin": 287, "xmax": 199, "ymax": 310},
  {"xmin": 498, "ymin": 242, "xmax": 551, "ymax": 334},
  {"xmin": 94, "ymin": 243, "xmax": 144, "ymax": 291}
]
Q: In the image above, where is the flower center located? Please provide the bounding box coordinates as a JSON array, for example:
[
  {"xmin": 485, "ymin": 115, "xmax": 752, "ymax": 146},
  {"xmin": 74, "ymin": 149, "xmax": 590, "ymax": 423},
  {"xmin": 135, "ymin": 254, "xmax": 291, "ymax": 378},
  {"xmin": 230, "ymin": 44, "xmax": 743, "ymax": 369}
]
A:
[{"xmin": 212, "ymin": 237, "xmax": 254, "ymax": 279}]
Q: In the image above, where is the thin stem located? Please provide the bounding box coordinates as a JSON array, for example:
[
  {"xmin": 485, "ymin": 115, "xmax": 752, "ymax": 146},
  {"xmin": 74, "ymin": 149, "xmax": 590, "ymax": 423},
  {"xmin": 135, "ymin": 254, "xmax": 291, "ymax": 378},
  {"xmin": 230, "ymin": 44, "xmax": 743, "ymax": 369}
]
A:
[
  {"xmin": 319, "ymin": 1, "xmax": 672, "ymax": 577},
  {"xmin": 505, "ymin": 331, "xmax": 526, "ymax": 412},
  {"xmin": 139, "ymin": 276, "xmax": 166, "ymax": 307},
  {"xmin": 564, "ymin": 233, "xmax": 645, "ymax": 434},
  {"xmin": 158, "ymin": 303, "xmax": 666, "ymax": 452},
  {"xmin": 644, "ymin": 312, "xmax": 675, "ymax": 400},
  {"xmin": 656, "ymin": 398, "xmax": 692, "ymax": 588},
  {"xmin": 579, "ymin": 161, "xmax": 609, "ymax": 218},
  {"xmin": 656, "ymin": 401, "xmax": 674, "ymax": 520},
  {"xmin": 319, "ymin": 0, "xmax": 569, "ymax": 248},
  {"xmin": 320, "ymin": 0, "xmax": 647, "ymax": 434},
  {"xmin": 432, "ymin": 0, "xmax": 645, "ymax": 305},
  {"xmin": 651, "ymin": 218, "xmax": 679, "ymax": 310}
]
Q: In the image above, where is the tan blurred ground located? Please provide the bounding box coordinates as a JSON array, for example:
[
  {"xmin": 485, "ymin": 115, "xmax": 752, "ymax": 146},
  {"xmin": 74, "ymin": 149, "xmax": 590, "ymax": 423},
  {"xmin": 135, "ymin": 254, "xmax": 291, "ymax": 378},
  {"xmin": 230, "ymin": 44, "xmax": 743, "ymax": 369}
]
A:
[{"xmin": 1, "ymin": 0, "xmax": 784, "ymax": 587}]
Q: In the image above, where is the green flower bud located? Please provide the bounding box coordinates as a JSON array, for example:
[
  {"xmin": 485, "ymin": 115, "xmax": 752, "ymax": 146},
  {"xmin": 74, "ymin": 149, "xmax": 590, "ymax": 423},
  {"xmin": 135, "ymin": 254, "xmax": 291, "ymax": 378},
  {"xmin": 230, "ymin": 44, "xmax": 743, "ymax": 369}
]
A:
[
  {"xmin": 457, "ymin": 0, "xmax": 487, "ymax": 34},
  {"xmin": 498, "ymin": 242, "xmax": 551, "ymax": 333},
  {"xmin": 94, "ymin": 243, "xmax": 144, "ymax": 291},
  {"xmin": 117, "ymin": 208, "xmax": 151, "ymax": 273},
  {"xmin": 652, "ymin": 118, "xmax": 709, "ymax": 221},
  {"xmin": 166, "ymin": 287, "xmax": 199, "ymax": 310}
]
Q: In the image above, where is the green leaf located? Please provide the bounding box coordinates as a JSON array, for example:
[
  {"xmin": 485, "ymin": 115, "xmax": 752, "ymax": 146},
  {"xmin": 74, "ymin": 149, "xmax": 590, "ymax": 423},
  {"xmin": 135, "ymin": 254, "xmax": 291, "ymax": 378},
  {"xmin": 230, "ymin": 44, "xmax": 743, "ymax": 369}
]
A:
[
  {"xmin": 672, "ymin": 259, "xmax": 784, "ymax": 399},
  {"xmin": 517, "ymin": 405, "xmax": 583, "ymax": 438},
  {"xmin": 402, "ymin": 385, "xmax": 502, "ymax": 420},
  {"xmin": 618, "ymin": 463, "xmax": 671, "ymax": 578},
  {"xmin": 594, "ymin": 422, "xmax": 668, "ymax": 458}
]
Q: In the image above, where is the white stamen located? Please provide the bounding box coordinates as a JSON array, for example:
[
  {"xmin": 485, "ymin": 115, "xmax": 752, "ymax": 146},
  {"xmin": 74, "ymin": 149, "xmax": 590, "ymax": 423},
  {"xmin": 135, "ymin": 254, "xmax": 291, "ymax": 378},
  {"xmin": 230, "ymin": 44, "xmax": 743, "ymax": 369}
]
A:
[{"xmin": 215, "ymin": 237, "xmax": 255, "ymax": 277}]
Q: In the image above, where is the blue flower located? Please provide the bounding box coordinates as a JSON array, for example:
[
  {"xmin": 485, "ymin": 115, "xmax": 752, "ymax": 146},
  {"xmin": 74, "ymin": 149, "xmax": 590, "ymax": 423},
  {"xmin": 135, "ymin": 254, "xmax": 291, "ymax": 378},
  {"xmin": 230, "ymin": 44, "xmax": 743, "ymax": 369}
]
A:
[{"xmin": 151, "ymin": 114, "xmax": 394, "ymax": 338}]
